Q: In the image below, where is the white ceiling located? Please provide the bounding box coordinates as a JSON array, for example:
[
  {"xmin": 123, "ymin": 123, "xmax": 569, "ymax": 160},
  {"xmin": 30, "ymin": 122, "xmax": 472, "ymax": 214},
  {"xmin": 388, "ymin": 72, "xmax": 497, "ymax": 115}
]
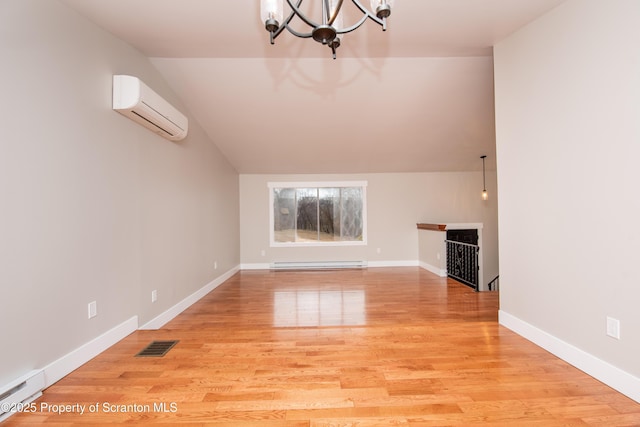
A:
[{"xmin": 62, "ymin": 0, "xmax": 566, "ymax": 174}]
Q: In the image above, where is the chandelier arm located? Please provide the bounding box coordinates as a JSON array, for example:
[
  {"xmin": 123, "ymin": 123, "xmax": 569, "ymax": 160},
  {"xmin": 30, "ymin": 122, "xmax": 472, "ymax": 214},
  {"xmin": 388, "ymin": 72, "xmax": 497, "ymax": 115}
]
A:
[
  {"xmin": 335, "ymin": 13, "xmax": 369, "ymax": 34},
  {"xmin": 284, "ymin": 24, "xmax": 314, "ymax": 39},
  {"xmin": 271, "ymin": 23, "xmax": 286, "ymax": 41},
  {"xmin": 285, "ymin": 0, "xmax": 321, "ymax": 29},
  {"xmin": 328, "ymin": 0, "xmax": 345, "ymax": 26},
  {"xmin": 349, "ymin": 0, "xmax": 385, "ymax": 26}
]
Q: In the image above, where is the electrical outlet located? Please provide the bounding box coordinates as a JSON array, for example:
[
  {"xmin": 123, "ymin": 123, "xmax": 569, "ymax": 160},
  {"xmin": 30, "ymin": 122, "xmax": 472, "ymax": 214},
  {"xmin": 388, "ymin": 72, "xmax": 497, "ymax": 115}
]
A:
[
  {"xmin": 606, "ymin": 316, "xmax": 620, "ymax": 339},
  {"xmin": 151, "ymin": 290, "xmax": 157, "ymax": 303},
  {"xmin": 376, "ymin": 247, "xmax": 381, "ymax": 254},
  {"xmin": 261, "ymin": 249, "xmax": 266, "ymax": 257},
  {"xmin": 88, "ymin": 301, "xmax": 97, "ymax": 319},
  {"xmin": 214, "ymin": 261, "xmax": 218, "ymax": 270}
]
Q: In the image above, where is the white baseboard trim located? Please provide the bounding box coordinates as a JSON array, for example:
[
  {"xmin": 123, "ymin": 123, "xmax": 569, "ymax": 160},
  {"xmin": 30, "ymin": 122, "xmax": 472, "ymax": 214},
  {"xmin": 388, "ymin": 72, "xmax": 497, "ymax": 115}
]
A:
[
  {"xmin": 42, "ymin": 316, "xmax": 138, "ymax": 388},
  {"xmin": 418, "ymin": 261, "xmax": 447, "ymax": 277},
  {"xmin": 499, "ymin": 310, "xmax": 640, "ymax": 403},
  {"xmin": 139, "ymin": 265, "xmax": 240, "ymax": 330}
]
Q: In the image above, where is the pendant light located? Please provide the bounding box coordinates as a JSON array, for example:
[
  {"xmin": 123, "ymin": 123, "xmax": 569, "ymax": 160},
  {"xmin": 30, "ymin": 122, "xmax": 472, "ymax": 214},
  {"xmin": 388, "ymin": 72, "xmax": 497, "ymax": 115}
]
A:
[{"xmin": 481, "ymin": 155, "xmax": 488, "ymax": 201}]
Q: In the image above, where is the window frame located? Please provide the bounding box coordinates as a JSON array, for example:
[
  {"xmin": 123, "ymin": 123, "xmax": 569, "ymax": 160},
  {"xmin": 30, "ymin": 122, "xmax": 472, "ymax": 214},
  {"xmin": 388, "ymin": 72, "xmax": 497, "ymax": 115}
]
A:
[{"xmin": 268, "ymin": 181, "xmax": 368, "ymax": 247}]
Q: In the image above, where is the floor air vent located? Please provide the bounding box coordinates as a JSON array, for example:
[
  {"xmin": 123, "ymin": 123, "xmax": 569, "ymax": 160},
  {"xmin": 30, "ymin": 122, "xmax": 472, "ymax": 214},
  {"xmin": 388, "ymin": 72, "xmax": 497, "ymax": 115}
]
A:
[{"xmin": 135, "ymin": 340, "xmax": 179, "ymax": 357}]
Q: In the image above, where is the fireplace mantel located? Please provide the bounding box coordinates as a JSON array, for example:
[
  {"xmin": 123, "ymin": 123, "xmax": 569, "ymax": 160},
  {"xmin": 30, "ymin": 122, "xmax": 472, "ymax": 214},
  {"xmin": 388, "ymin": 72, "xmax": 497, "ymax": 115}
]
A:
[
  {"xmin": 416, "ymin": 223, "xmax": 446, "ymax": 231},
  {"xmin": 417, "ymin": 223, "xmax": 483, "ymax": 231}
]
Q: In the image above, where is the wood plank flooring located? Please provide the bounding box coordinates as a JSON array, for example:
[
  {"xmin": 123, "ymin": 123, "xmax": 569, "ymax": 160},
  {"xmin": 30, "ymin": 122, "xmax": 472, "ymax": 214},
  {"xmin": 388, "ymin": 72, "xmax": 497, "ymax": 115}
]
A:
[{"xmin": 5, "ymin": 268, "xmax": 640, "ymax": 426}]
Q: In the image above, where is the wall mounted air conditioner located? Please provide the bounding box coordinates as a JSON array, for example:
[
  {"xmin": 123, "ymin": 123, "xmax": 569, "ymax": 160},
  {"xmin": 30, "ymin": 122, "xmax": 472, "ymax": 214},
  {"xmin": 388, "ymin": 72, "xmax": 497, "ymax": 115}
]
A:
[{"xmin": 112, "ymin": 75, "xmax": 188, "ymax": 141}]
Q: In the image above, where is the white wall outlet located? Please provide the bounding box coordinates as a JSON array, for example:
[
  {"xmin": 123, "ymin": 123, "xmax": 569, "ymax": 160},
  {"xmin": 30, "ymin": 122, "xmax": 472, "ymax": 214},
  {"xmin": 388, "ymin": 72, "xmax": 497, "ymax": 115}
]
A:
[
  {"xmin": 376, "ymin": 247, "xmax": 381, "ymax": 254},
  {"xmin": 606, "ymin": 316, "xmax": 620, "ymax": 339},
  {"xmin": 88, "ymin": 301, "xmax": 97, "ymax": 319},
  {"xmin": 214, "ymin": 261, "xmax": 218, "ymax": 270},
  {"xmin": 261, "ymin": 249, "xmax": 266, "ymax": 257},
  {"xmin": 151, "ymin": 290, "xmax": 157, "ymax": 303},
  {"xmin": 437, "ymin": 252, "xmax": 441, "ymax": 260}
]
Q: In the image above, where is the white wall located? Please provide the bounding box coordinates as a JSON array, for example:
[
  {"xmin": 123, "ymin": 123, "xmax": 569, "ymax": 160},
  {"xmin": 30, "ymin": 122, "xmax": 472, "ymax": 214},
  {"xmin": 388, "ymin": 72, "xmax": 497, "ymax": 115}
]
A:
[
  {"xmin": 418, "ymin": 229, "xmax": 447, "ymax": 276},
  {"xmin": 494, "ymin": 0, "xmax": 640, "ymax": 390},
  {"xmin": 240, "ymin": 172, "xmax": 498, "ymax": 285},
  {"xmin": 0, "ymin": 0, "xmax": 239, "ymax": 387}
]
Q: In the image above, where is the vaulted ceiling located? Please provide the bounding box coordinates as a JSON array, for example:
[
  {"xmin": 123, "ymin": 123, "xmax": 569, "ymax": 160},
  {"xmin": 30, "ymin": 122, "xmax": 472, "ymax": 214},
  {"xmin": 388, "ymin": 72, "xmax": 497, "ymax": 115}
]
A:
[{"xmin": 62, "ymin": 0, "xmax": 566, "ymax": 174}]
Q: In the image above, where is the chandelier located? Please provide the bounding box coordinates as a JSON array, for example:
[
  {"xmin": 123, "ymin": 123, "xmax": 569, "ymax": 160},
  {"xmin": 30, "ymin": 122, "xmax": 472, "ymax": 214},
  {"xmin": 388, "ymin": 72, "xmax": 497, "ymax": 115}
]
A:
[{"xmin": 260, "ymin": 0, "xmax": 394, "ymax": 59}]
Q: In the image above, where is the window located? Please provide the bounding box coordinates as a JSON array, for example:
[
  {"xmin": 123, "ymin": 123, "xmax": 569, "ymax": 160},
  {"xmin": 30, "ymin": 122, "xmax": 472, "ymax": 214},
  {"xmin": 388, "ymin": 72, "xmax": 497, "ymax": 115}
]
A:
[{"xmin": 269, "ymin": 181, "xmax": 367, "ymax": 246}]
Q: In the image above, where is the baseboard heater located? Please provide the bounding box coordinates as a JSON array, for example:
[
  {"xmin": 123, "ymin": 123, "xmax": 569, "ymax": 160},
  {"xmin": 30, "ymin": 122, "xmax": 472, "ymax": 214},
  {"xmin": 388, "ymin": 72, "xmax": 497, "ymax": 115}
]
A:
[
  {"xmin": 0, "ymin": 370, "xmax": 45, "ymax": 421},
  {"xmin": 270, "ymin": 261, "xmax": 367, "ymax": 270}
]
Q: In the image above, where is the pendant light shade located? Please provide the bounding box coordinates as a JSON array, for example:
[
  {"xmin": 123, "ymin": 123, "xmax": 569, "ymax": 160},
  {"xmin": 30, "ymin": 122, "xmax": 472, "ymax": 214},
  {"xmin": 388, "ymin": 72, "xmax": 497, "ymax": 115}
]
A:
[
  {"xmin": 261, "ymin": 0, "xmax": 284, "ymax": 32},
  {"xmin": 330, "ymin": 0, "xmax": 345, "ymax": 32}
]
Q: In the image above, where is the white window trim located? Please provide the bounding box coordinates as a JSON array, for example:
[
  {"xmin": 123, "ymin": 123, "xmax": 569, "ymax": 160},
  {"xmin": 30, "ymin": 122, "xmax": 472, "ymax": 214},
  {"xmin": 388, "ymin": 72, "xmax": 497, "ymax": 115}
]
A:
[{"xmin": 268, "ymin": 181, "xmax": 368, "ymax": 247}]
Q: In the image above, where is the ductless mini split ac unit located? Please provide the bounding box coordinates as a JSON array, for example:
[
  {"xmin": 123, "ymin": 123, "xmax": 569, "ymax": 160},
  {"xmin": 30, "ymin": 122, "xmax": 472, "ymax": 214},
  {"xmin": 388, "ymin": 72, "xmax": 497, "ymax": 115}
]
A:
[{"xmin": 112, "ymin": 75, "xmax": 188, "ymax": 141}]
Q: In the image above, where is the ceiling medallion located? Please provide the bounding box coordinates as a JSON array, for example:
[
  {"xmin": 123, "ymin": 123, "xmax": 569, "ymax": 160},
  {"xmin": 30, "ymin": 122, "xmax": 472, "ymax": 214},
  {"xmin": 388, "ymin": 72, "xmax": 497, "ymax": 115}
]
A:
[{"xmin": 260, "ymin": 0, "xmax": 394, "ymax": 59}]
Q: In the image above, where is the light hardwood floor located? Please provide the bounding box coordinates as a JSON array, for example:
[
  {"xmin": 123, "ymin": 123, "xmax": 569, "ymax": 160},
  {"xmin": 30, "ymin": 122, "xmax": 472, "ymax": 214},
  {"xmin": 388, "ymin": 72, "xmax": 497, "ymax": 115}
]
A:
[{"xmin": 5, "ymin": 268, "xmax": 640, "ymax": 426}]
